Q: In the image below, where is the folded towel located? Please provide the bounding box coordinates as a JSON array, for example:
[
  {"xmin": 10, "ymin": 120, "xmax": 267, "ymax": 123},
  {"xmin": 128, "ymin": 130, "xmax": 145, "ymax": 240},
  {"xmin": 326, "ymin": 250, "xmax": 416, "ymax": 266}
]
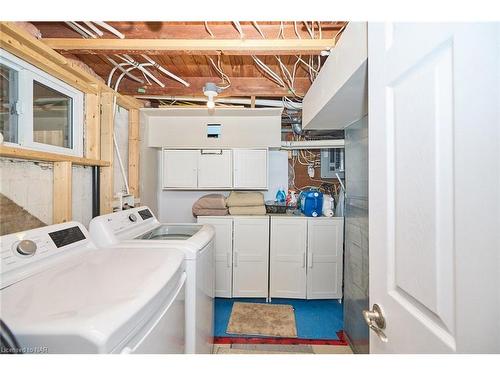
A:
[
  {"xmin": 192, "ymin": 208, "xmax": 228, "ymax": 217},
  {"xmin": 226, "ymin": 192, "xmax": 265, "ymax": 207},
  {"xmin": 192, "ymin": 193, "xmax": 227, "ymax": 210},
  {"xmin": 228, "ymin": 205, "xmax": 266, "ymax": 216}
]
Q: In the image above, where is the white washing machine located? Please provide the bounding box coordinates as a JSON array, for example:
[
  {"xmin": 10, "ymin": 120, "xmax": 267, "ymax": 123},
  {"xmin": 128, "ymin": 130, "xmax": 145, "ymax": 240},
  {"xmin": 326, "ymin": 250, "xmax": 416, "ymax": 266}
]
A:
[
  {"xmin": 0, "ymin": 222, "xmax": 186, "ymax": 354},
  {"xmin": 89, "ymin": 206, "xmax": 215, "ymax": 354}
]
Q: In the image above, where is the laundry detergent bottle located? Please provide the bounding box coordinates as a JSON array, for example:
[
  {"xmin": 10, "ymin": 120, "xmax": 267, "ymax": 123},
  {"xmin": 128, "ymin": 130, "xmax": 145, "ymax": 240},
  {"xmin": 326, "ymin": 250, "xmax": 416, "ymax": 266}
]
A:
[{"xmin": 275, "ymin": 186, "xmax": 287, "ymax": 203}]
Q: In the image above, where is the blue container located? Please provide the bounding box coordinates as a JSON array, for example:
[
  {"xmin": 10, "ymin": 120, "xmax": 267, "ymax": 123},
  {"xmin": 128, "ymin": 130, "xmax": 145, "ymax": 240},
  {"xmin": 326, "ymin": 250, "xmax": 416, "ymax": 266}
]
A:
[{"xmin": 300, "ymin": 190, "xmax": 324, "ymax": 217}]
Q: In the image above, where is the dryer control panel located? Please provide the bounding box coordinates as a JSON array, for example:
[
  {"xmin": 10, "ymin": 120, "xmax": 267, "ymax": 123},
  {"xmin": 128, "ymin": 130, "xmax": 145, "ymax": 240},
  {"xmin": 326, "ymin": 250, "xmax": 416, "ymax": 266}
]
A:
[{"xmin": 90, "ymin": 206, "xmax": 158, "ymax": 239}]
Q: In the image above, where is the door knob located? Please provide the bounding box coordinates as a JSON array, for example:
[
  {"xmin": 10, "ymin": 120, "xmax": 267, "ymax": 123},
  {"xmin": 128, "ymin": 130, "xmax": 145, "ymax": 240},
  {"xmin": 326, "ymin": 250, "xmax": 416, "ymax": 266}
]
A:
[{"xmin": 363, "ymin": 303, "xmax": 388, "ymax": 342}]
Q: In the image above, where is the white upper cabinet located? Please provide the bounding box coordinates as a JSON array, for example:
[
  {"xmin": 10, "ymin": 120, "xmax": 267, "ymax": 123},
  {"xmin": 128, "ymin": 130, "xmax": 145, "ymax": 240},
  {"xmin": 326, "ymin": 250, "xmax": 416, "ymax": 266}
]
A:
[
  {"xmin": 162, "ymin": 149, "xmax": 198, "ymax": 189},
  {"xmin": 233, "ymin": 149, "xmax": 268, "ymax": 189},
  {"xmin": 232, "ymin": 217, "xmax": 269, "ymax": 298},
  {"xmin": 307, "ymin": 218, "xmax": 344, "ymax": 299},
  {"xmin": 197, "ymin": 150, "xmax": 233, "ymax": 189},
  {"xmin": 270, "ymin": 217, "xmax": 307, "ymax": 299},
  {"xmin": 162, "ymin": 148, "xmax": 267, "ymax": 190}
]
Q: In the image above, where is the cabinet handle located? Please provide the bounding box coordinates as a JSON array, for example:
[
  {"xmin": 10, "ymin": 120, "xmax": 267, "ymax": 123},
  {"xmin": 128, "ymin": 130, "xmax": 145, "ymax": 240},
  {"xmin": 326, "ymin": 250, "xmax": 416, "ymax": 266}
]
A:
[
  {"xmin": 308, "ymin": 252, "xmax": 313, "ymax": 268},
  {"xmin": 226, "ymin": 252, "xmax": 231, "ymax": 268},
  {"xmin": 302, "ymin": 252, "xmax": 306, "ymax": 268},
  {"xmin": 201, "ymin": 149, "xmax": 223, "ymax": 155},
  {"xmin": 234, "ymin": 252, "xmax": 238, "ymax": 267}
]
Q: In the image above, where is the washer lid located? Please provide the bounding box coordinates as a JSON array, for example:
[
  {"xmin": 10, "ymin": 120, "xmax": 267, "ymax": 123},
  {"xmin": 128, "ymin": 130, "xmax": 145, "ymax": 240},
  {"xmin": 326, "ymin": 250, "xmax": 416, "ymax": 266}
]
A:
[{"xmin": 0, "ymin": 247, "xmax": 185, "ymax": 353}]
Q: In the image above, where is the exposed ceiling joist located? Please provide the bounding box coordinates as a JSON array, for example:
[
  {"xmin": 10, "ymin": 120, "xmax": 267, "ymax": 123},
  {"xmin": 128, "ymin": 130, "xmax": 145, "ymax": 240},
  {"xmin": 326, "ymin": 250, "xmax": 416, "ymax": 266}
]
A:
[
  {"xmin": 41, "ymin": 38, "xmax": 335, "ymax": 55},
  {"xmin": 116, "ymin": 76, "xmax": 310, "ymax": 97}
]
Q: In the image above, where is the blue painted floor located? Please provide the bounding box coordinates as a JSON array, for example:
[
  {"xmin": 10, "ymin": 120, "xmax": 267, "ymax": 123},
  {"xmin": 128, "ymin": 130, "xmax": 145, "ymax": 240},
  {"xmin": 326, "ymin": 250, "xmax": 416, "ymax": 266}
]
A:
[{"xmin": 215, "ymin": 298, "xmax": 343, "ymax": 340}]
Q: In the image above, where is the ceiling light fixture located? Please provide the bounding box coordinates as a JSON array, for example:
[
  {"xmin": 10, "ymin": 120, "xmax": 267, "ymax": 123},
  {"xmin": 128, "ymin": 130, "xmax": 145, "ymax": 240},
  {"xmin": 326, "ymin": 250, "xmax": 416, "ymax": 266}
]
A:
[{"xmin": 203, "ymin": 82, "xmax": 222, "ymax": 109}]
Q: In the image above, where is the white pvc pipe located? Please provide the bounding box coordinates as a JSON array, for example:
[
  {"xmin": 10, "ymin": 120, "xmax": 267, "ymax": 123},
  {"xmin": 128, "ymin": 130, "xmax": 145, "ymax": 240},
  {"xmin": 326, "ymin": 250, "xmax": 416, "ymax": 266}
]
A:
[
  {"xmin": 119, "ymin": 55, "xmax": 165, "ymax": 88},
  {"xmin": 232, "ymin": 21, "xmax": 244, "ymax": 38},
  {"xmin": 84, "ymin": 22, "xmax": 104, "ymax": 37},
  {"xmin": 93, "ymin": 21, "xmax": 125, "ymax": 39},
  {"xmin": 141, "ymin": 55, "xmax": 190, "ymax": 87},
  {"xmin": 64, "ymin": 22, "xmax": 89, "ymax": 38},
  {"xmin": 70, "ymin": 22, "xmax": 97, "ymax": 38},
  {"xmin": 106, "ymin": 58, "xmax": 144, "ymax": 86}
]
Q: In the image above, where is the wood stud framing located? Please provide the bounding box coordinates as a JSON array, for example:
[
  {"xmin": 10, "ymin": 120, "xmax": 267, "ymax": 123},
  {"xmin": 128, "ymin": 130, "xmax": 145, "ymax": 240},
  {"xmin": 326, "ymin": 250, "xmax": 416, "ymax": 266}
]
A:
[
  {"xmin": 84, "ymin": 92, "xmax": 101, "ymax": 160},
  {"xmin": 0, "ymin": 21, "xmax": 142, "ymax": 223},
  {"xmin": 99, "ymin": 92, "xmax": 115, "ymax": 215},
  {"xmin": 128, "ymin": 109, "xmax": 140, "ymax": 198},
  {"xmin": 53, "ymin": 161, "xmax": 73, "ymax": 223}
]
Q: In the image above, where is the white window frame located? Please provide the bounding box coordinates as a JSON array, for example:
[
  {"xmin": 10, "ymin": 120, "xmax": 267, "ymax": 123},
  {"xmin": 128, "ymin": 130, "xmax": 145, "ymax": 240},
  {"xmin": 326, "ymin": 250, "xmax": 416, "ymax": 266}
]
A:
[{"xmin": 0, "ymin": 49, "xmax": 84, "ymax": 157}]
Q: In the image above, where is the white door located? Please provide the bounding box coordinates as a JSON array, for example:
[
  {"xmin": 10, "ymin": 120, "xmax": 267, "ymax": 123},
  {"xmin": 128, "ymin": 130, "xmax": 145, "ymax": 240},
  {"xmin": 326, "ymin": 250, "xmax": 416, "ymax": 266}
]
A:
[
  {"xmin": 162, "ymin": 149, "xmax": 198, "ymax": 189},
  {"xmin": 369, "ymin": 23, "xmax": 500, "ymax": 353},
  {"xmin": 232, "ymin": 217, "xmax": 269, "ymax": 298},
  {"xmin": 306, "ymin": 218, "xmax": 343, "ymax": 299},
  {"xmin": 197, "ymin": 217, "xmax": 233, "ymax": 298},
  {"xmin": 198, "ymin": 150, "xmax": 233, "ymax": 189},
  {"xmin": 233, "ymin": 149, "xmax": 268, "ymax": 189},
  {"xmin": 270, "ymin": 217, "xmax": 307, "ymax": 299}
]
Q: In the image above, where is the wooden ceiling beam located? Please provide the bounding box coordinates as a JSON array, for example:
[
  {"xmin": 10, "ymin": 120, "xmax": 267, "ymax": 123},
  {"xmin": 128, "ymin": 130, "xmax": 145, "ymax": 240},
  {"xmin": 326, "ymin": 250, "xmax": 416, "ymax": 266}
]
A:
[
  {"xmin": 33, "ymin": 21, "xmax": 347, "ymax": 40},
  {"xmin": 115, "ymin": 76, "xmax": 311, "ymax": 97},
  {"xmin": 41, "ymin": 38, "xmax": 335, "ymax": 55}
]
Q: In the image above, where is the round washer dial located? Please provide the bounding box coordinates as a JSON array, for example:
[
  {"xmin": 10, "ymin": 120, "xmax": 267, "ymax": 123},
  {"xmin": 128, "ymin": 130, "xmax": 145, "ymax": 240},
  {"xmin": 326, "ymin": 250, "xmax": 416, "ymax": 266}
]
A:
[{"xmin": 16, "ymin": 239, "xmax": 37, "ymax": 256}]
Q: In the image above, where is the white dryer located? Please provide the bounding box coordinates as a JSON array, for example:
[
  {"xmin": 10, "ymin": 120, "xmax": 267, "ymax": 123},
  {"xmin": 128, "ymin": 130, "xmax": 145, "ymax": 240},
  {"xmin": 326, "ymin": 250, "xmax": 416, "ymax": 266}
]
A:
[
  {"xmin": 89, "ymin": 206, "xmax": 215, "ymax": 354},
  {"xmin": 0, "ymin": 222, "xmax": 186, "ymax": 354}
]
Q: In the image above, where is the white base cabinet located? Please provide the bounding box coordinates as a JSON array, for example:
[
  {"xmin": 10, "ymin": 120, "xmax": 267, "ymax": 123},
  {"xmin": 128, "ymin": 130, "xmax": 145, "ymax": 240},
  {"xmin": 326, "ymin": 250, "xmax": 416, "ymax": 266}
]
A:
[
  {"xmin": 232, "ymin": 217, "xmax": 270, "ymax": 298},
  {"xmin": 197, "ymin": 217, "xmax": 233, "ymax": 298},
  {"xmin": 197, "ymin": 216, "xmax": 269, "ymax": 299},
  {"xmin": 306, "ymin": 218, "xmax": 344, "ymax": 299},
  {"xmin": 270, "ymin": 217, "xmax": 307, "ymax": 298},
  {"xmin": 198, "ymin": 215, "xmax": 343, "ymax": 300},
  {"xmin": 270, "ymin": 217, "xmax": 344, "ymax": 300}
]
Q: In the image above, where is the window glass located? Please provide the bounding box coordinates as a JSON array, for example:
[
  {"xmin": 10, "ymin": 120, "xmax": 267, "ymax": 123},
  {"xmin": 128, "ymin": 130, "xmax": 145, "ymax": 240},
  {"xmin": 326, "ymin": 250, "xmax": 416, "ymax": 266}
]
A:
[
  {"xmin": 0, "ymin": 63, "xmax": 19, "ymax": 143},
  {"xmin": 33, "ymin": 80, "xmax": 72, "ymax": 149}
]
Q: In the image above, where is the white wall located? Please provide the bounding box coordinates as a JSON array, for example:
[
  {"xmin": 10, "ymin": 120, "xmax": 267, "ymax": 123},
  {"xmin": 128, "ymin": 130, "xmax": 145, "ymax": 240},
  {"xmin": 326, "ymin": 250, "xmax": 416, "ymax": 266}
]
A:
[{"xmin": 157, "ymin": 150, "xmax": 289, "ymax": 223}]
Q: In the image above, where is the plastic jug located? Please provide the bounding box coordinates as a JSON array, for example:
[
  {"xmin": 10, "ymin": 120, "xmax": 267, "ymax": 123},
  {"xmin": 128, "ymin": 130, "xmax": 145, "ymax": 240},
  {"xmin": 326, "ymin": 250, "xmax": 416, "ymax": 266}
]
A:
[{"xmin": 300, "ymin": 190, "xmax": 324, "ymax": 217}]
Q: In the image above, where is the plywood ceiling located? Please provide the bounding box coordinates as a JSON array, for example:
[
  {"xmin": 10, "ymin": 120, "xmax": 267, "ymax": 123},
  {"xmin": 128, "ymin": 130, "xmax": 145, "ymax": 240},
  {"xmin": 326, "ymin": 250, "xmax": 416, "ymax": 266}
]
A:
[{"xmin": 33, "ymin": 21, "xmax": 347, "ymax": 98}]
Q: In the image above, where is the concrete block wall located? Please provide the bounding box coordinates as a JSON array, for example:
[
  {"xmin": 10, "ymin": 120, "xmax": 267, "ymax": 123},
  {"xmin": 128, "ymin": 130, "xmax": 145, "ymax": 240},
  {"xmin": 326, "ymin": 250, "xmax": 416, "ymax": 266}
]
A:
[
  {"xmin": 72, "ymin": 165, "xmax": 93, "ymax": 228},
  {"xmin": 0, "ymin": 158, "xmax": 94, "ymax": 233},
  {"xmin": 0, "ymin": 158, "xmax": 53, "ymax": 225}
]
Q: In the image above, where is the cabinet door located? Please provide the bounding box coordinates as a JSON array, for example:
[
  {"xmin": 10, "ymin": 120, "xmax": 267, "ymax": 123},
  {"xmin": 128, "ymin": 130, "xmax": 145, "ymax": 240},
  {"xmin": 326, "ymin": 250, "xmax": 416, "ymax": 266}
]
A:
[
  {"xmin": 197, "ymin": 150, "xmax": 233, "ymax": 189},
  {"xmin": 307, "ymin": 218, "xmax": 344, "ymax": 299},
  {"xmin": 270, "ymin": 217, "xmax": 307, "ymax": 298},
  {"xmin": 162, "ymin": 150, "xmax": 198, "ymax": 189},
  {"xmin": 197, "ymin": 217, "xmax": 233, "ymax": 298},
  {"xmin": 233, "ymin": 149, "xmax": 268, "ymax": 189},
  {"xmin": 232, "ymin": 217, "xmax": 269, "ymax": 298}
]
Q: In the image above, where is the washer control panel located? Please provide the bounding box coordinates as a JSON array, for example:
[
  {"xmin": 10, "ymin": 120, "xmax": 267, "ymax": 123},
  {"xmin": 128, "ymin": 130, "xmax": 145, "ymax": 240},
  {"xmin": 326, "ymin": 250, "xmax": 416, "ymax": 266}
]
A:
[{"xmin": 1, "ymin": 222, "xmax": 92, "ymax": 287}]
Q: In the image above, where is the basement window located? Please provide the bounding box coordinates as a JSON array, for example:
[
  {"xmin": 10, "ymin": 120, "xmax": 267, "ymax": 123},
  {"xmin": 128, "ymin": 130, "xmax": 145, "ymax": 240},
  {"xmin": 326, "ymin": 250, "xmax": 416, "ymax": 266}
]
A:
[{"xmin": 0, "ymin": 49, "xmax": 83, "ymax": 156}]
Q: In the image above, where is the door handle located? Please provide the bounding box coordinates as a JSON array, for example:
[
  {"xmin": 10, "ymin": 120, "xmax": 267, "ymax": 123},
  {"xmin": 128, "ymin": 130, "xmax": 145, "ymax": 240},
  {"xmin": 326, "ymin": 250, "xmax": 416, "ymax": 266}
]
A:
[
  {"xmin": 302, "ymin": 252, "xmax": 306, "ymax": 268},
  {"xmin": 308, "ymin": 252, "xmax": 313, "ymax": 268},
  {"xmin": 362, "ymin": 304, "xmax": 388, "ymax": 342},
  {"xmin": 226, "ymin": 252, "xmax": 231, "ymax": 268},
  {"xmin": 234, "ymin": 251, "xmax": 238, "ymax": 267}
]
